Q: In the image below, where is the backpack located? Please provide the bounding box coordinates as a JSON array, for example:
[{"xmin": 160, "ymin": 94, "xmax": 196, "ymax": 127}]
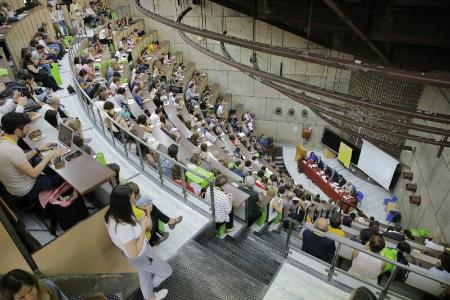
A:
[{"xmin": 394, "ymin": 251, "xmax": 409, "ymax": 281}]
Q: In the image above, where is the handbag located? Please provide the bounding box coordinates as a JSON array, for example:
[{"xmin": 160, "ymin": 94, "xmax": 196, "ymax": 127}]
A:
[{"xmin": 39, "ymin": 182, "xmax": 89, "ymax": 230}]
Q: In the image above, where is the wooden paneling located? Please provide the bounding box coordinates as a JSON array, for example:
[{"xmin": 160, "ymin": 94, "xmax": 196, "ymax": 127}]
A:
[
  {"xmin": 32, "ymin": 207, "xmax": 134, "ymax": 275},
  {"xmin": 5, "ymin": 7, "xmax": 57, "ymax": 67},
  {"xmin": 0, "ymin": 214, "xmax": 32, "ymax": 273}
]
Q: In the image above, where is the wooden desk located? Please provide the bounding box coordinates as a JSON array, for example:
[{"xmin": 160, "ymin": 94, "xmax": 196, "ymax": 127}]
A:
[
  {"xmin": 23, "ymin": 114, "xmax": 115, "ymax": 195},
  {"xmin": 127, "ymin": 98, "xmax": 146, "ymax": 119},
  {"xmin": 165, "ymin": 106, "xmax": 192, "ymax": 138},
  {"xmin": 223, "ymin": 183, "xmax": 249, "ymax": 208}
]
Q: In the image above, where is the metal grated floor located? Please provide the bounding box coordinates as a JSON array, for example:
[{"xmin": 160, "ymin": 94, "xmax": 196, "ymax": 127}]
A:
[{"xmin": 130, "ymin": 241, "xmax": 266, "ymax": 300}]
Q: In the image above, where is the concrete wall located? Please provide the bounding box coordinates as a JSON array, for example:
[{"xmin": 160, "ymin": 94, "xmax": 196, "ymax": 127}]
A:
[
  {"xmin": 393, "ymin": 87, "xmax": 450, "ymax": 242},
  {"xmin": 111, "ymin": 0, "xmax": 353, "ymax": 146}
]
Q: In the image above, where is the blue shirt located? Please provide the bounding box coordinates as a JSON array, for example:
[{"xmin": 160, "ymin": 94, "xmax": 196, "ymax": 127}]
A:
[
  {"xmin": 106, "ymin": 67, "xmax": 114, "ymax": 82},
  {"xmin": 185, "ymin": 88, "xmax": 195, "ymax": 101},
  {"xmin": 302, "ymin": 229, "xmax": 336, "ymax": 263},
  {"xmin": 160, "ymin": 156, "xmax": 175, "ymax": 178},
  {"xmin": 132, "ymin": 92, "xmax": 144, "ymax": 109}
]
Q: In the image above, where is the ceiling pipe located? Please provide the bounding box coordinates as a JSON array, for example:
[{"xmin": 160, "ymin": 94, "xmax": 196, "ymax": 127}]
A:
[
  {"xmin": 323, "ymin": 0, "xmax": 390, "ymax": 63},
  {"xmin": 174, "ymin": 7, "xmax": 450, "ymax": 148},
  {"xmin": 176, "ymin": 26, "xmax": 450, "ymax": 148},
  {"xmin": 165, "ymin": 6, "xmax": 450, "ymax": 126},
  {"xmin": 135, "ymin": 1, "xmax": 450, "ymax": 88}
]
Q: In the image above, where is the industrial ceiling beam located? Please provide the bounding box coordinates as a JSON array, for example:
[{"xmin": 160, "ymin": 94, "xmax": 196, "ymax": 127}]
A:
[
  {"xmin": 323, "ymin": 0, "xmax": 390, "ymax": 63},
  {"xmin": 174, "ymin": 18, "xmax": 450, "ymax": 148},
  {"xmin": 135, "ymin": 1, "xmax": 450, "ymax": 88}
]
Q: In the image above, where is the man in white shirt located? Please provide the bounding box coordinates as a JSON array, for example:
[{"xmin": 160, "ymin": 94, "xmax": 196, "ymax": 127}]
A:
[
  {"xmin": 149, "ymin": 107, "xmax": 162, "ymax": 126},
  {"xmin": 0, "ymin": 94, "xmax": 28, "ymax": 119},
  {"xmin": 98, "ymin": 28, "xmax": 109, "ymax": 44},
  {"xmin": 429, "ymin": 251, "xmax": 450, "ymax": 281},
  {"xmin": 109, "ymin": 77, "xmax": 120, "ymax": 95},
  {"xmin": 0, "ymin": 112, "xmax": 65, "ymax": 205}
]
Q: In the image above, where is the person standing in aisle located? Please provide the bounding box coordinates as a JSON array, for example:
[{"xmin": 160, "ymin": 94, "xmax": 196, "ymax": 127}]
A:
[{"xmin": 105, "ymin": 185, "xmax": 172, "ymax": 300}]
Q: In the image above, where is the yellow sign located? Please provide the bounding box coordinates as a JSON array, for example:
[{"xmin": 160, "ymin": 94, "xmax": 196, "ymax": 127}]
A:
[{"xmin": 338, "ymin": 142, "xmax": 353, "ymax": 168}]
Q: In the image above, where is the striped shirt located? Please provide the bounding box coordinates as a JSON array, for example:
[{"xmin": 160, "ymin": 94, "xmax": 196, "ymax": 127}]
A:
[{"xmin": 204, "ymin": 187, "xmax": 232, "ymax": 223}]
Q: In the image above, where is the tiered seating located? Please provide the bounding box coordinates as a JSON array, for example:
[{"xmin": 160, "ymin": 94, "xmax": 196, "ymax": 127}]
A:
[{"xmin": 65, "ymin": 11, "xmax": 449, "ymax": 300}]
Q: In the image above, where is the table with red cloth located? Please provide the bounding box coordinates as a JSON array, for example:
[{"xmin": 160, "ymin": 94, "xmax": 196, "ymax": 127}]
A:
[{"xmin": 298, "ymin": 159, "xmax": 357, "ymax": 213}]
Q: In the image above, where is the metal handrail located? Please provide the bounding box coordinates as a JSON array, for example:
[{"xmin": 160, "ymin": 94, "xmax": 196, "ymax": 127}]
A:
[
  {"xmin": 67, "ymin": 36, "xmax": 217, "ymax": 220},
  {"xmin": 285, "ymin": 218, "xmax": 450, "ymax": 286}
]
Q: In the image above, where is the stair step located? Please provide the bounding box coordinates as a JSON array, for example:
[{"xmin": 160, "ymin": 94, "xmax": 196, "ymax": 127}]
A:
[
  {"xmin": 200, "ymin": 239, "xmax": 276, "ymax": 284},
  {"xmin": 130, "ymin": 241, "xmax": 265, "ymax": 300},
  {"xmin": 253, "ymin": 230, "xmax": 303, "ymax": 252}
]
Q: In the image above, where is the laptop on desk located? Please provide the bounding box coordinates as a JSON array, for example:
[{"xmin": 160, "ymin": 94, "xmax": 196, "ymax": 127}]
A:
[{"xmin": 41, "ymin": 123, "xmax": 73, "ymax": 157}]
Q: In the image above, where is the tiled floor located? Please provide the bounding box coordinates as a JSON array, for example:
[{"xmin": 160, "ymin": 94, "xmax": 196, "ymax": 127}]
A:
[
  {"xmin": 263, "ymin": 262, "xmax": 349, "ymax": 300},
  {"xmin": 283, "ymin": 146, "xmax": 390, "ymax": 222}
]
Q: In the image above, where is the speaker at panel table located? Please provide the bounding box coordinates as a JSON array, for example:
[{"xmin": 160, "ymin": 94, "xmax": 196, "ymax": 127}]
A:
[{"xmin": 338, "ymin": 142, "xmax": 352, "ymax": 168}]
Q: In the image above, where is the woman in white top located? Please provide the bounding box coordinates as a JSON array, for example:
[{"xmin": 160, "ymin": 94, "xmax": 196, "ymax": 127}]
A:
[
  {"xmin": 105, "ymin": 185, "xmax": 172, "ymax": 300},
  {"xmin": 349, "ymin": 235, "xmax": 386, "ymax": 284}
]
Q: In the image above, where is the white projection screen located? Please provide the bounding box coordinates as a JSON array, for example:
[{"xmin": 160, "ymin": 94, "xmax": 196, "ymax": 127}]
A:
[{"xmin": 357, "ymin": 140, "xmax": 399, "ymax": 190}]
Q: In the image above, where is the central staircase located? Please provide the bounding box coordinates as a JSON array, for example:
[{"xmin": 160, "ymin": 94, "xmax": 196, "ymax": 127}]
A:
[{"xmin": 129, "ymin": 229, "xmax": 305, "ymax": 300}]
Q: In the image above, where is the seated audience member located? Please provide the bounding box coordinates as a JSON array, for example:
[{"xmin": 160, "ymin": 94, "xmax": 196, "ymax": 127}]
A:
[
  {"xmin": 0, "ymin": 269, "xmax": 69, "ymax": 300},
  {"xmin": 239, "ymin": 176, "xmax": 261, "ymax": 227},
  {"xmin": 343, "ymin": 181, "xmax": 353, "ymax": 193},
  {"xmin": 198, "ymin": 143, "xmax": 210, "ymax": 162},
  {"xmin": 349, "ymin": 235, "xmax": 386, "ymax": 284},
  {"xmin": 106, "ymin": 59, "xmax": 119, "ymax": 82},
  {"xmin": 383, "ymin": 223, "xmax": 406, "ymax": 241},
  {"xmin": 0, "ymin": 90, "xmax": 28, "ymax": 118},
  {"xmin": 231, "ymin": 161, "xmax": 245, "ymax": 178},
  {"xmin": 342, "ymin": 215, "xmax": 353, "ymax": 228},
  {"xmin": 132, "ymin": 86, "xmax": 145, "ymax": 109},
  {"xmin": 77, "ymin": 69, "xmax": 99, "ymax": 98},
  {"xmin": 109, "ymin": 76, "xmax": 120, "ymax": 95},
  {"xmin": 425, "ymin": 238, "xmax": 445, "ymax": 252},
  {"xmin": 0, "ymin": 113, "xmax": 65, "ymax": 205},
  {"xmin": 301, "ymin": 217, "xmax": 336, "ymax": 263},
  {"xmin": 22, "ymin": 53, "xmax": 60, "ymax": 92},
  {"xmin": 396, "ymin": 241, "xmax": 417, "ymax": 265},
  {"xmin": 172, "ymin": 166, "xmax": 196, "ymax": 194},
  {"xmin": 188, "ymin": 132, "xmax": 200, "ymax": 147},
  {"xmin": 47, "ymin": 96, "xmax": 68, "ymax": 119},
  {"xmin": 149, "ymin": 107, "xmax": 162, "ymax": 126},
  {"xmin": 328, "ymin": 214, "xmax": 346, "ymax": 237},
  {"xmin": 103, "ymin": 101, "xmax": 130, "ymax": 141},
  {"xmin": 44, "ymin": 110, "xmax": 59, "ymax": 128},
  {"xmin": 349, "ymin": 287, "xmax": 377, "ymax": 300},
  {"xmin": 127, "ymin": 182, "xmax": 182, "ymax": 246},
  {"xmin": 282, "ymin": 192, "xmax": 304, "ymax": 227},
  {"xmin": 403, "ymin": 229, "xmax": 415, "ymax": 241},
  {"xmin": 114, "ymin": 87, "xmax": 127, "ymax": 107},
  {"xmin": 429, "ymin": 251, "xmax": 450, "ymax": 281},
  {"xmin": 160, "ymin": 144, "xmax": 179, "ymax": 178},
  {"xmin": 204, "ymin": 175, "xmax": 234, "ymax": 232}
]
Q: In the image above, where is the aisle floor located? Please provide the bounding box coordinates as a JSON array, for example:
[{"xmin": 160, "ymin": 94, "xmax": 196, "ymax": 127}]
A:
[{"xmin": 263, "ymin": 262, "xmax": 349, "ymax": 300}]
